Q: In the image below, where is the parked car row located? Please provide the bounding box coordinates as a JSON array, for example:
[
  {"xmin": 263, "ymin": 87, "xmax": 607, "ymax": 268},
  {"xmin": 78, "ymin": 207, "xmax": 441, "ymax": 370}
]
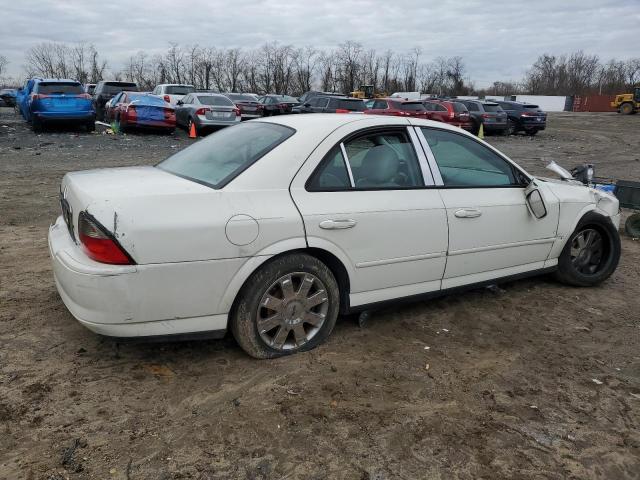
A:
[{"xmin": 12, "ymin": 77, "xmax": 548, "ymax": 136}]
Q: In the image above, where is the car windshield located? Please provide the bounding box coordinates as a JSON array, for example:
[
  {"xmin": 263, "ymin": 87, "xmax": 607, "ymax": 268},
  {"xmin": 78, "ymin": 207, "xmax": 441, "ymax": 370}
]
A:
[
  {"xmin": 400, "ymin": 102, "xmax": 426, "ymax": 111},
  {"xmin": 198, "ymin": 95, "xmax": 234, "ymax": 106},
  {"xmin": 37, "ymin": 82, "xmax": 83, "ymax": 94},
  {"xmin": 482, "ymin": 104, "xmax": 501, "ymax": 112},
  {"xmin": 128, "ymin": 94, "xmax": 167, "ymax": 105},
  {"xmin": 227, "ymin": 94, "xmax": 256, "ymax": 102},
  {"xmin": 524, "ymin": 104, "xmax": 540, "ymax": 110},
  {"xmin": 166, "ymin": 85, "xmax": 195, "ymax": 95},
  {"xmin": 157, "ymin": 122, "xmax": 295, "ymax": 189},
  {"xmin": 102, "ymin": 83, "xmax": 138, "ymax": 94}
]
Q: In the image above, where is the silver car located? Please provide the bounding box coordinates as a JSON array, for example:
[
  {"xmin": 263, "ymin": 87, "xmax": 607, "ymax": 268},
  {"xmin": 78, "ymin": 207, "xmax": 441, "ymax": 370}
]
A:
[{"xmin": 175, "ymin": 93, "xmax": 241, "ymax": 134}]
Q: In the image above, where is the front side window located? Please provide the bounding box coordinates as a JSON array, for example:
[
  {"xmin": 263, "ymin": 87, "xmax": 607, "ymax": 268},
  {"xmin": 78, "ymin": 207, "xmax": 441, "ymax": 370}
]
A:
[
  {"xmin": 421, "ymin": 128, "xmax": 519, "ymax": 187},
  {"xmin": 158, "ymin": 122, "xmax": 295, "ymax": 189},
  {"xmin": 307, "ymin": 129, "xmax": 423, "ymax": 191}
]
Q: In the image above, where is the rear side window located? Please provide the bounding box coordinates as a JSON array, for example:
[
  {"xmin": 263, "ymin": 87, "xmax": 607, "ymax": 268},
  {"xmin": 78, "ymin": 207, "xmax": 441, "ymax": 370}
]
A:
[
  {"xmin": 466, "ymin": 103, "xmax": 479, "ymax": 111},
  {"xmin": 307, "ymin": 129, "xmax": 423, "ymax": 191},
  {"xmin": 166, "ymin": 85, "xmax": 195, "ymax": 95},
  {"xmin": 198, "ymin": 96, "xmax": 233, "ymax": 106},
  {"xmin": 421, "ymin": 128, "xmax": 517, "ymax": 187},
  {"xmin": 36, "ymin": 82, "xmax": 83, "ymax": 94},
  {"xmin": 158, "ymin": 122, "xmax": 294, "ymax": 189}
]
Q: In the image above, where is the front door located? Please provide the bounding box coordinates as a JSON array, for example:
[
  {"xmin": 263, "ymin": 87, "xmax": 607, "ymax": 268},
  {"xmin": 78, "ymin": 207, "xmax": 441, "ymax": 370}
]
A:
[
  {"xmin": 290, "ymin": 121, "xmax": 449, "ymax": 307},
  {"xmin": 415, "ymin": 126, "xmax": 560, "ymax": 288}
]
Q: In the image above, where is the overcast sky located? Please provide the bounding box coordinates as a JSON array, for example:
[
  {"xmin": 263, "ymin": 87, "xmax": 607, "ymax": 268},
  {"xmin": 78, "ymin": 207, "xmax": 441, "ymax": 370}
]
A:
[{"xmin": 1, "ymin": 0, "xmax": 638, "ymax": 87}]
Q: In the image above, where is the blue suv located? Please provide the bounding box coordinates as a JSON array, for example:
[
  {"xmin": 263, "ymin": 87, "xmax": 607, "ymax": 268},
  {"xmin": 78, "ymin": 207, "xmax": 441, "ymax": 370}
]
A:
[{"xmin": 18, "ymin": 78, "xmax": 95, "ymax": 132}]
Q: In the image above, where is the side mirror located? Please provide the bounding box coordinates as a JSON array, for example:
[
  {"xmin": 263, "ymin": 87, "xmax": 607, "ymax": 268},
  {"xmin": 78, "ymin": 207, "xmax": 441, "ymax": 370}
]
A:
[
  {"xmin": 176, "ymin": 100, "xmax": 183, "ymax": 106},
  {"xmin": 526, "ymin": 188, "xmax": 547, "ymax": 219}
]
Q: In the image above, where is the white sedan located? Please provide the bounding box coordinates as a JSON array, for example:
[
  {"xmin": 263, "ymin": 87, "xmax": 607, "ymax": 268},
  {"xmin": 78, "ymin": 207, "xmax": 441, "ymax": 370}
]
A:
[{"xmin": 49, "ymin": 114, "xmax": 621, "ymax": 358}]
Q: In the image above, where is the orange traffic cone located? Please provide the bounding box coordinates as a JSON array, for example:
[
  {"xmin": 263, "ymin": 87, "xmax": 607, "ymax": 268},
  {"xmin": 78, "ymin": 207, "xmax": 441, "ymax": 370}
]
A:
[{"xmin": 188, "ymin": 121, "xmax": 197, "ymax": 139}]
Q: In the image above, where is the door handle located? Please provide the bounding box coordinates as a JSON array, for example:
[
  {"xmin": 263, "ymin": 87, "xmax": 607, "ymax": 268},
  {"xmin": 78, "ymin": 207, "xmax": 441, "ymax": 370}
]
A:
[
  {"xmin": 319, "ymin": 219, "xmax": 357, "ymax": 230},
  {"xmin": 454, "ymin": 208, "xmax": 482, "ymax": 218}
]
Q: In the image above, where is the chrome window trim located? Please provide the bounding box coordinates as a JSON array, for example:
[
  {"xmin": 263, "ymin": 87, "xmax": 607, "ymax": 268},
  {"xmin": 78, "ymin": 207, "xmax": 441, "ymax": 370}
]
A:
[
  {"xmin": 407, "ymin": 126, "xmax": 435, "ymax": 186},
  {"xmin": 414, "ymin": 127, "xmax": 444, "ymax": 186},
  {"xmin": 339, "ymin": 142, "xmax": 356, "ymax": 188}
]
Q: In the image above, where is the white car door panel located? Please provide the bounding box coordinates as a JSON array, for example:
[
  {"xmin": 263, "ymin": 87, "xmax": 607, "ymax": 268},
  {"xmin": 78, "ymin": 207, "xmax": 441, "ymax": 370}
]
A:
[
  {"xmin": 415, "ymin": 126, "xmax": 560, "ymax": 283},
  {"xmin": 290, "ymin": 120, "xmax": 449, "ymax": 302},
  {"xmin": 439, "ymin": 187, "xmax": 559, "ymax": 279}
]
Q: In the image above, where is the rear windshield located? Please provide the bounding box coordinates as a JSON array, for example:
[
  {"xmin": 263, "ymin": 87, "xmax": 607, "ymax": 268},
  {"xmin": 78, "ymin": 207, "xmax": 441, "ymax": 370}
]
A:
[
  {"xmin": 482, "ymin": 104, "xmax": 501, "ymax": 112},
  {"xmin": 128, "ymin": 94, "xmax": 167, "ymax": 105},
  {"xmin": 166, "ymin": 85, "xmax": 195, "ymax": 95},
  {"xmin": 158, "ymin": 122, "xmax": 295, "ymax": 189},
  {"xmin": 452, "ymin": 102, "xmax": 468, "ymax": 112},
  {"xmin": 226, "ymin": 94, "xmax": 256, "ymax": 102},
  {"xmin": 400, "ymin": 102, "xmax": 426, "ymax": 111},
  {"xmin": 198, "ymin": 95, "xmax": 233, "ymax": 106},
  {"xmin": 271, "ymin": 95, "xmax": 299, "ymax": 103},
  {"xmin": 102, "ymin": 82, "xmax": 138, "ymax": 94},
  {"xmin": 331, "ymin": 99, "xmax": 366, "ymax": 111},
  {"xmin": 36, "ymin": 82, "xmax": 83, "ymax": 94},
  {"xmin": 523, "ymin": 104, "xmax": 540, "ymax": 110}
]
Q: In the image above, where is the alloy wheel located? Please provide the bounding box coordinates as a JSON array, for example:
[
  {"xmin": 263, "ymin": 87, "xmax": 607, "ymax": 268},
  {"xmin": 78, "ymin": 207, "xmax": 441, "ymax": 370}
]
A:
[
  {"xmin": 256, "ymin": 272, "xmax": 329, "ymax": 351},
  {"xmin": 570, "ymin": 228, "xmax": 605, "ymax": 275}
]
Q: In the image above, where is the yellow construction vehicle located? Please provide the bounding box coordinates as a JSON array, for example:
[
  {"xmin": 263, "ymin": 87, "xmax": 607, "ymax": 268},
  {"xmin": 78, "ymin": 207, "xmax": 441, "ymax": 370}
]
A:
[
  {"xmin": 350, "ymin": 85, "xmax": 387, "ymax": 99},
  {"xmin": 611, "ymin": 86, "xmax": 640, "ymax": 114}
]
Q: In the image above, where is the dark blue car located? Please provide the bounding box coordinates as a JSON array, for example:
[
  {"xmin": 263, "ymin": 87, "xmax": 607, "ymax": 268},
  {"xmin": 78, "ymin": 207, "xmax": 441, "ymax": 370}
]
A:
[{"xmin": 22, "ymin": 79, "xmax": 95, "ymax": 132}]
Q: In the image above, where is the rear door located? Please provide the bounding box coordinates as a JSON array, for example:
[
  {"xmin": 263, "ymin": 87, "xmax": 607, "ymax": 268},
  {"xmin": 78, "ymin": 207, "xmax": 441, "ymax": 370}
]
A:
[{"xmin": 290, "ymin": 118, "xmax": 449, "ymax": 307}]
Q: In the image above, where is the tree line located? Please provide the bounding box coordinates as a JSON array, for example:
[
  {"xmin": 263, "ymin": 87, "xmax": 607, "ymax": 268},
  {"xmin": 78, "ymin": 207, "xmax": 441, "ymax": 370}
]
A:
[{"xmin": 10, "ymin": 41, "xmax": 640, "ymax": 97}]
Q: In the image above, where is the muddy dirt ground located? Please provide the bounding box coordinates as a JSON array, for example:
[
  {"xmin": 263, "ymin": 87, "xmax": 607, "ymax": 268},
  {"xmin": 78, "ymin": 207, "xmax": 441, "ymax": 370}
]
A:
[{"xmin": 1, "ymin": 109, "xmax": 639, "ymax": 480}]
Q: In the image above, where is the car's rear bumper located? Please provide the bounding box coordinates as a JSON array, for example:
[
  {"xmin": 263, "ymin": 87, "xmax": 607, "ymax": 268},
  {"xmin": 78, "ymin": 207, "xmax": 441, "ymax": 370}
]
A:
[
  {"xmin": 48, "ymin": 216, "xmax": 230, "ymax": 338},
  {"xmin": 196, "ymin": 117, "xmax": 241, "ymax": 127},
  {"xmin": 483, "ymin": 122, "xmax": 508, "ymax": 131},
  {"xmin": 130, "ymin": 120, "xmax": 175, "ymax": 129},
  {"xmin": 33, "ymin": 111, "xmax": 95, "ymax": 121}
]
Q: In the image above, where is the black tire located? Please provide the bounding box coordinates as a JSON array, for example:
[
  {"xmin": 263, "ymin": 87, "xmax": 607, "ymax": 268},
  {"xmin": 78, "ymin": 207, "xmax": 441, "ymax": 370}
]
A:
[
  {"xmin": 471, "ymin": 120, "xmax": 481, "ymax": 136},
  {"xmin": 507, "ymin": 120, "xmax": 518, "ymax": 135},
  {"xmin": 555, "ymin": 212, "xmax": 621, "ymax": 287},
  {"xmin": 620, "ymin": 102, "xmax": 634, "ymax": 115},
  {"xmin": 625, "ymin": 213, "xmax": 640, "ymax": 237},
  {"xmin": 230, "ymin": 253, "xmax": 340, "ymax": 359},
  {"xmin": 524, "ymin": 128, "xmax": 538, "ymax": 136},
  {"xmin": 85, "ymin": 120, "xmax": 95, "ymax": 132}
]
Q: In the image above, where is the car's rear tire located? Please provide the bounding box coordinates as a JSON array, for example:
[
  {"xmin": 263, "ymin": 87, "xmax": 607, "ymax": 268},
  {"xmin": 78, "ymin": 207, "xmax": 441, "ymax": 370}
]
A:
[
  {"xmin": 230, "ymin": 253, "xmax": 340, "ymax": 359},
  {"xmin": 507, "ymin": 120, "xmax": 518, "ymax": 135},
  {"xmin": 85, "ymin": 120, "xmax": 95, "ymax": 132},
  {"xmin": 525, "ymin": 127, "xmax": 539, "ymax": 136},
  {"xmin": 555, "ymin": 212, "xmax": 621, "ymax": 287}
]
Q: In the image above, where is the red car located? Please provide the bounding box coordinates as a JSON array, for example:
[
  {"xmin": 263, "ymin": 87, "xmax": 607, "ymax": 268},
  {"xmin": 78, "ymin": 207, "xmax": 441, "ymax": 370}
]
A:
[
  {"xmin": 105, "ymin": 92, "xmax": 176, "ymax": 133},
  {"xmin": 422, "ymin": 99, "xmax": 473, "ymax": 131},
  {"xmin": 364, "ymin": 98, "xmax": 430, "ymax": 119}
]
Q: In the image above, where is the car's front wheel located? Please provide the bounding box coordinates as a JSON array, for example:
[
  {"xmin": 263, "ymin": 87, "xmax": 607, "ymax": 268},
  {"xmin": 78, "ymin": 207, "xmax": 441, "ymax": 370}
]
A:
[
  {"xmin": 555, "ymin": 212, "xmax": 621, "ymax": 287},
  {"xmin": 231, "ymin": 253, "xmax": 340, "ymax": 359}
]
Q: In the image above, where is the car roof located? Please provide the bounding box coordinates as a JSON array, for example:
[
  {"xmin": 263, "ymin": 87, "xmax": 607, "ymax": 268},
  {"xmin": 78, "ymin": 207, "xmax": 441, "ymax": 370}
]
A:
[
  {"xmin": 193, "ymin": 92, "xmax": 228, "ymax": 97},
  {"xmin": 158, "ymin": 83, "xmax": 195, "ymax": 87}
]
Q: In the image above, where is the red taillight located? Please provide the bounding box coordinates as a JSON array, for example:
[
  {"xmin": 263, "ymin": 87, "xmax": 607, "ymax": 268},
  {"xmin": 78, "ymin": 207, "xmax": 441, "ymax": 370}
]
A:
[
  {"xmin": 233, "ymin": 107, "xmax": 241, "ymax": 116},
  {"xmin": 195, "ymin": 107, "xmax": 209, "ymax": 116},
  {"xmin": 77, "ymin": 93, "xmax": 92, "ymax": 99},
  {"xmin": 335, "ymin": 109, "xmax": 350, "ymax": 113},
  {"xmin": 481, "ymin": 113, "xmax": 490, "ymax": 118},
  {"xmin": 164, "ymin": 95, "xmax": 171, "ymax": 103},
  {"xmin": 78, "ymin": 213, "xmax": 133, "ymax": 265}
]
